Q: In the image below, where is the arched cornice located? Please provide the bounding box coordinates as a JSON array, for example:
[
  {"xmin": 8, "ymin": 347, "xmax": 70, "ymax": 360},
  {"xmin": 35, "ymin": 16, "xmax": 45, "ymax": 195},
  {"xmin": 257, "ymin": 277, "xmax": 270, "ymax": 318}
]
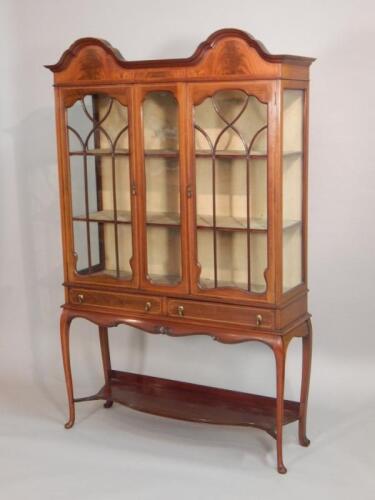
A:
[{"xmin": 45, "ymin": 28, "xmax": 315, "ymax": 73}]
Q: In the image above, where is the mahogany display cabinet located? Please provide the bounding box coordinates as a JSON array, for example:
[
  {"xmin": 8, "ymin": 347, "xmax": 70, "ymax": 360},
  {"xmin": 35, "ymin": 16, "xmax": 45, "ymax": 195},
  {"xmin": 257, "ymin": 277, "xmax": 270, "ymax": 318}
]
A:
[{"xmin": 47, "ymin": 29, "xmax": 315, "ymax": 473}]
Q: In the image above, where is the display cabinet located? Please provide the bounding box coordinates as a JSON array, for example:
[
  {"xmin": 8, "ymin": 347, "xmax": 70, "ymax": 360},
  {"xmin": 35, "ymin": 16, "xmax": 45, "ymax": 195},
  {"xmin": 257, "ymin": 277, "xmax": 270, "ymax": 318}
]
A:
[{"xmin": 47, "ymin": 29, "xmax": 314, "ymax": 473}]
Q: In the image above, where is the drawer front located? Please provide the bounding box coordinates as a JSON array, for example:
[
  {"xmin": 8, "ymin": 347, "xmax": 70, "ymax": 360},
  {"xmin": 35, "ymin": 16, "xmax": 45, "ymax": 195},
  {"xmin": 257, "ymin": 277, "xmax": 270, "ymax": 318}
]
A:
[
  {"xmin": 167, "ymin": 299, "xmax": 274, "ymax": 329},
  {"xmin": 69, "ymin": 289, "xmax": 162, "ymax": 315}
]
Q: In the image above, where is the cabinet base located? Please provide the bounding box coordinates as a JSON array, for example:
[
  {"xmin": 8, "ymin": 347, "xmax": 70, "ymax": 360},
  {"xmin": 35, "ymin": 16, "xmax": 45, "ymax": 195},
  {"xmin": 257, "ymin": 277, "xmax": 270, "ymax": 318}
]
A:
[
  {"xmin": 61, "ymin": 309, "xmax": 312, "ymax": 473},
  {"xmin": 75, "ymin": 370, "xmax": 300, "ymax": 437}
]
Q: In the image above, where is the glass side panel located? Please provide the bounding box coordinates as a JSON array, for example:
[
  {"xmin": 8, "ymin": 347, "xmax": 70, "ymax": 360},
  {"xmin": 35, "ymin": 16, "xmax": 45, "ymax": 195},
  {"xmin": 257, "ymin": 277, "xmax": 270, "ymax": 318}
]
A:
[
  {"xmin": 282, "ymin": 90, "xmax": 304, "ymax": 292},
  {"xmin": 194, "ymin": 90, "xmax": 268, "ymax": 293},
  {"xmin": 143, "ymin": 91, "xmax": 182, "ymax": 285},
  {"xmin": 67, "ymin": 94, "xmax": 133, "ymax": 279}
]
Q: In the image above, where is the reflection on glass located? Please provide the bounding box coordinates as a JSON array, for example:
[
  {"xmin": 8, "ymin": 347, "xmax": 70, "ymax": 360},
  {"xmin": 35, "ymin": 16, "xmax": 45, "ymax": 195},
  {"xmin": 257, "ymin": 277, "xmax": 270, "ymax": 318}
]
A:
[
  {"xmin": 143, "ymin": 91, "xmax": 182, "ymax": 284},
  {"xmin": 143, "ymin": 92, "xmax": 179, "ymax": 151},
  {"xmin": 67, "ymin": 94, "xmax": 133, "ymax": 278},
  {"xmin": 282, "ymin": 90, "xmax": 304, "ymax": 292},
  {"xmin": 194, "ymin": 90, "xmax": 268, "ymax": 293}
]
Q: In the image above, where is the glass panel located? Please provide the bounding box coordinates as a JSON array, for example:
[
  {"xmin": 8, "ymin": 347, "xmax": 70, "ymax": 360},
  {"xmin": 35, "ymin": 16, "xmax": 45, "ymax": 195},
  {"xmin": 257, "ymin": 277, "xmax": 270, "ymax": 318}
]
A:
[
  {"xmin": 143, "ymin": 91, "xmax": 182, "ymax": 285},
  {"xmin": 145, "ymin": 158, "xmax": 180, "ymax": 224},
  {"xmin": 194, "ymin": 90, "xmax": 268, "ymax": 293},
  {"xmin": 143, "ymin": 92, "xmax": 179, "ymax": 151},
  {"xmin": 146, "ymin": 226, "xmax": 181, "ymax": 285},
  {"xmin": 72, "ymin": 221, "xmax": 132, "ymax": 279},
  {"xmin": 73, "ymin": 221, "xmax": 88, "ymax": 272},
  {"xmin": 283, "ymin": 90, "xmax": 304, "ymax": 292},
  {"xmin": 197, "ymin": 229, "xmax": 266, "ymax": 292},
  {"xmin": 67, "ymin": 94, "xmax": 133, "ymax": 279}
]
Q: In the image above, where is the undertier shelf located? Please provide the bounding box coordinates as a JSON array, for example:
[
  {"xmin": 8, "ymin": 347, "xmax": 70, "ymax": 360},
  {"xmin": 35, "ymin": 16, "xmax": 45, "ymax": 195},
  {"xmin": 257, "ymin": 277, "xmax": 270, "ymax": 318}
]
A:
[
  {"xmin": 73, "ymin": 210, "xmax": 300, "ymax": 231},
  {"xmin": 87, "ymin": 371, "xmax": 300, "ymax": 431}
]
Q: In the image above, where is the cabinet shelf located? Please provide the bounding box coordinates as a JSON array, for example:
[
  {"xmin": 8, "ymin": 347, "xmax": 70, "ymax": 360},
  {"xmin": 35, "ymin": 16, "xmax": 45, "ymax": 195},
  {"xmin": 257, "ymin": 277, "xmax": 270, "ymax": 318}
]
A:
[
  {"xmin": 73, "ymin": 210, "xmax": 182, "ymax": 227},
  {"xmin": 196, "ymin": 150, "xmax": 267, "ymax": 159},
  {"xmin": 196, "ymin": 214, "xmax": 300, "ymax": 232},
  {"xmin": 199, "ymin": 278, "xmax": 266, "ymax": 293},
  {"xmin": 195, "ymin": 150, "xmax": 301, "ymax": 159},
  {"xmin": 69, "ymin": 149, "xmax": 181, "ymax": 158},
  {"xmin": 73, "ymin": 210, "xmax": 300, "ymax": 232},
  {"xmin": 73, "ymin": 210, "xmax": 132, "ymax": 224},
  {"xmin": 80, "ymin": 268, "xmax": 133, "ymax": 280},
  {"xmin": 70, "ymin": 148, "xmax": 130, "ymax": 156},
  {"xmin": 144, "ymin": 150, "xmax": 179, "ymax": 158}
]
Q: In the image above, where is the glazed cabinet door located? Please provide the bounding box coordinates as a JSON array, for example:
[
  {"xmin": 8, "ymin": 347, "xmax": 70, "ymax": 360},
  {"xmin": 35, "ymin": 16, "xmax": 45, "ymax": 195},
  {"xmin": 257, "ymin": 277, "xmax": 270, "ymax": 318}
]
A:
[
  {"xmin": 187, "ymin": 82, "xmax": 276, "ymax": 304},
  {"xmin": 134, "ymin": 84, "xmax": 189, "ymax": 294},
  {"xmin": 59, "ymin": 87, "xmax": 139, "ymax": 287}
]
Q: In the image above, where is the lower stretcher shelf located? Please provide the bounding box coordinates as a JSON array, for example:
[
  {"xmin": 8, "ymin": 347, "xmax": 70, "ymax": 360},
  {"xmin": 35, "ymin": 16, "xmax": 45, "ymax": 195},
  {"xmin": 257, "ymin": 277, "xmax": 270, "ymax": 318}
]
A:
[{"xmin": 89, "ymin": 370, "xmax": 300, "ymax": 433}]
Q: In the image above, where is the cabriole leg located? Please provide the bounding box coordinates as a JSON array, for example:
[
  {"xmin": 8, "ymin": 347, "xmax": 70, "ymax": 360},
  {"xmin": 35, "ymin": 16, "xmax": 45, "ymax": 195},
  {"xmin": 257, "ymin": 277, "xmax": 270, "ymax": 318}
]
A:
[
  {"xmin": 99, "ymin": 326, "xmax": 113, "ymax": 408},
  {"xmin": 60, "ymin": 309, "xmax": 75, "ymax": 429},
  {"xmin": 274, "ymin": 337, "xmax": 288, "ymax": 474},
  {"xmin": 299, "ymin": 318, "xmax": 312, "ymax": 446}
]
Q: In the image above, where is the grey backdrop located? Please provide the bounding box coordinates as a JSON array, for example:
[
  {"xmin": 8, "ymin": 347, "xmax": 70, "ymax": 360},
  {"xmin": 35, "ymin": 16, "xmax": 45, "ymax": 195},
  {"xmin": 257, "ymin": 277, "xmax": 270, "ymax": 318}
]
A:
[{"xmin": 1, "ymin": 0, "xmax": 374, "ymax": 498}]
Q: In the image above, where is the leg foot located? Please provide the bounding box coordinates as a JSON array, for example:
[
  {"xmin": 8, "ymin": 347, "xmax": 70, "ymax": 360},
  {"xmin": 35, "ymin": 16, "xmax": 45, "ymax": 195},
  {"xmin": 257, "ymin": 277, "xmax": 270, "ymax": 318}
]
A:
[
  {"xmin": 273, "ymin": 336, "xmax": 288, "ymax": 475},
  {"xmin": 299, "ymin": 436, "xmax": 310, "ymax": 447},
  {"xmin": 64, "ymin": 419, "xmax": 75, "ymax": 430},
  {"xmin": 299, "ymin": 318, "xmax": 312, "ymax": 448},
  {"xmin": 104, "ymin": 400, "xmax": 113, "ymax": 409},
  {"xmin": 278, "ymin": 464, "xmax": 287, "ymax": 474},
  {"xmin": 60, "ymin": 310, "xmax": 75, "ymax": 429}
]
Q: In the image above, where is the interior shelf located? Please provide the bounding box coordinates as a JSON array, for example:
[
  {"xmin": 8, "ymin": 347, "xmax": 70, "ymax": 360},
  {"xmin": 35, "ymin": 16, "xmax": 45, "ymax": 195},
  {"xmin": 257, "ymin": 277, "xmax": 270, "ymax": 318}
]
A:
[
  {"xmin": 73, "ymin": 210, "xmax": 180, "ymax": 226},
  {"xmin": 147, "ymin": 273, "xmax": 181, "ymax": 285},
  {"xmin": 144, "ymin": 150, "xmax": 179, "ymax": 158},
  {"xmin": 69, "ymin": 149, "xmax": 301, "ymax": 159},
  {"xmin": 70, "ymin": 148, "xmax": 130, "ymax": 156},
  {"xmin": 73, "ymin": 210, "xmax": 300, "ymax": 232},
  {"xmin": 79, "ymin": 269, "xmax": 185, "ymax": 285},
  {"xmin": 79, "ymin": 268, "xmax": 133, "ymax": 280},
  {"xmin": 73, "ymin": 210, "xmax": 132, "ymax": 223},
  {"xmin": 195, "ymin": 150, "xmax": 267, "ymax": 159},
  {"xmin": 198, "ymin": 278, "xmax": 266, "ymax": 293},
  {"xmin": 147, "ymin": 212, "xmax": 180, "ymax": 225},
  {"xmin": 197, "ymin": 214, "xmax": 300, "ymax": 231},
  {"xmin": 69, "ymin": 149, "xmax": 181, "ymax": 158},
  {"xmin": 92, "ymin": 370, "xmax": 300, "ymax": 431},
  {"xmin": 195, "ymin": 150, "xmax": 302, "ymax": 159}
]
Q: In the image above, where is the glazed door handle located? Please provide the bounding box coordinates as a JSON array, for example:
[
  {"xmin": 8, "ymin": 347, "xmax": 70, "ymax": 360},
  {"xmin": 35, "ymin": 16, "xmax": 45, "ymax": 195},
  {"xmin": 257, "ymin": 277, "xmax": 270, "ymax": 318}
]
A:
[
  {"xmin": 77, "ymin": 294, "xmax": 84, "ymax": 304},
  {"xmin": 177, "ymin": 305, "xmax": 184, "ymax": 317}
]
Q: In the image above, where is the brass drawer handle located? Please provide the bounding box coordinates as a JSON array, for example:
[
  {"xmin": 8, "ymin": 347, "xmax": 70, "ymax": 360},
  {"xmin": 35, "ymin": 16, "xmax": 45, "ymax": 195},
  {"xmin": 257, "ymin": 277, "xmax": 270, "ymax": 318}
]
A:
[
  {"xmin": 177, "ymin": 305, "xmax": 184, "ymax": 317},
  {"xmin": 77, "ymin": 293, "xmax": 84, "ymax": 304},
  {"xmin": 256, "ymin": 314, "xmax": 263, "ymax": 327},
  {"xmin": 144, "ymin": 301, "xmax": 152, "ymax": 312}
]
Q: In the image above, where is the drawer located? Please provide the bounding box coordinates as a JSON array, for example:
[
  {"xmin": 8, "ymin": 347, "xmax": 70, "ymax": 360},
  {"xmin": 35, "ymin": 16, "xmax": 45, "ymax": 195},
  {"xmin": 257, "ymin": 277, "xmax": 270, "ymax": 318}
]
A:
[
  {"xmin": 69, "ymin": 288, "xmax": 162, "ymax": 315},
  {"xmin": 167, "ymin": 299, "xmax": 274, "ymax": 329}
]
